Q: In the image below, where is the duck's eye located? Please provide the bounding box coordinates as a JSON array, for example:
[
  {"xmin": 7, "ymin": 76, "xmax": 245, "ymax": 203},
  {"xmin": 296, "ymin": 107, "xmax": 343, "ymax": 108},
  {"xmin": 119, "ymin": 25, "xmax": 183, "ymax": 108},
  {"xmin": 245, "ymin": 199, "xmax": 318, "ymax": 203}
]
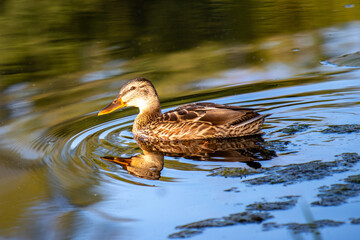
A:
[{"xmin": 130, "ymin": 86, "xmax": 136, "ymax": 91}]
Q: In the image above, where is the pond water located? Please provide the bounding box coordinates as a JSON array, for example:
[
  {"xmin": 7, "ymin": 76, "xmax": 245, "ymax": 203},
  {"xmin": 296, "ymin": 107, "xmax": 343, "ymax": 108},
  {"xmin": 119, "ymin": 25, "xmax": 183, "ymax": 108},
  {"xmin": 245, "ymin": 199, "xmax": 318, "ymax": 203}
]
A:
[{"xmin": 1, "ymin": 1, "xmax": 360, "ymax": 239}]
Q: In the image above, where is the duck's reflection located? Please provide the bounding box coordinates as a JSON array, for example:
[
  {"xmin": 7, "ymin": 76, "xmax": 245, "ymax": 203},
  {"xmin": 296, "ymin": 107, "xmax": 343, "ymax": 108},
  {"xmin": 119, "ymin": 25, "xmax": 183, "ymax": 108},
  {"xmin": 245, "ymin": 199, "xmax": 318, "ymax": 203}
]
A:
[
  {"xmin": 101, "ymin": 150, "xmax": 164, "ymax": 180},
  {"xmin": 102, "ymin": 135, "xmax": 276, "ymax": 180}
]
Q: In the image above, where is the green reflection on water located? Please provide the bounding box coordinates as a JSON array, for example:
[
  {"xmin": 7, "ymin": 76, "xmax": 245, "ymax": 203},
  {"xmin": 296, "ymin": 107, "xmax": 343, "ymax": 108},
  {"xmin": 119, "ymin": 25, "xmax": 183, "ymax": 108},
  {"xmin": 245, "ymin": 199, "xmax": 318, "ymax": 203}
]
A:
[{"xmin": 1, "ymin": 0, "xmax": 360, "ymax": 89}]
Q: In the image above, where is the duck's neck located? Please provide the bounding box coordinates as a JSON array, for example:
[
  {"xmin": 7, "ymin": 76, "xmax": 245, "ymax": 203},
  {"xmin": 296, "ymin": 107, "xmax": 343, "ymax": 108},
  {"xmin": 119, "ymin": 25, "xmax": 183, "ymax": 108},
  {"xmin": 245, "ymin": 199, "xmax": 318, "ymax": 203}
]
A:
[{"xmin": 133, "ymin": 102, "xmax": 161, "ymax": 133}]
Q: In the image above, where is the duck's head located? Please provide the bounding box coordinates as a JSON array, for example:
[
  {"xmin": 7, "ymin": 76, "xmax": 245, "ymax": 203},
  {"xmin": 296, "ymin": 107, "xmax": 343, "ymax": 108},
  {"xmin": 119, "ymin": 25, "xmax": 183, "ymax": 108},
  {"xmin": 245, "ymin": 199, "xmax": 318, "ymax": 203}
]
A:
[{"xmin": 98, "ymin": 78, "xmax": 160, "ymax": 116}]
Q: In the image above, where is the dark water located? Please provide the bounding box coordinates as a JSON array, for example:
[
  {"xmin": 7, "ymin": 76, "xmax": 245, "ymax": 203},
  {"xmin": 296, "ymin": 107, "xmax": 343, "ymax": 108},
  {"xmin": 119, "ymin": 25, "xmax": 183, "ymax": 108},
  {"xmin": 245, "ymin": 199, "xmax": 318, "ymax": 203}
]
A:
[{"xmin": 1, "ymin": 1, "xmax": 360, "ymax": 239}]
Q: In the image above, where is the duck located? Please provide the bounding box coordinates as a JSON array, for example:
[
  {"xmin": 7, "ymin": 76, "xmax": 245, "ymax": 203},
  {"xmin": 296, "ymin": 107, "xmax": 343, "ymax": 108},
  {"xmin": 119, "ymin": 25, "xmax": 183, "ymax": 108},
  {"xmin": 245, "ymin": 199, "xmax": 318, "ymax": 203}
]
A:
[{"xmin": 98, "ymin": 77, "xmax": 270, "ymax": 141}]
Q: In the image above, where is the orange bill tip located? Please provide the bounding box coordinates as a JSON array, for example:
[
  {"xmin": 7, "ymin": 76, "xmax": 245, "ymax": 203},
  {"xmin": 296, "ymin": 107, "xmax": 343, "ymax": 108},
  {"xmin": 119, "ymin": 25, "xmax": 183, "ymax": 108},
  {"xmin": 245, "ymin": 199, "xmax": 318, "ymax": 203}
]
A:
[{"xmin": 98, "ymin": 97, "xmax": 127, "ymax": 116}]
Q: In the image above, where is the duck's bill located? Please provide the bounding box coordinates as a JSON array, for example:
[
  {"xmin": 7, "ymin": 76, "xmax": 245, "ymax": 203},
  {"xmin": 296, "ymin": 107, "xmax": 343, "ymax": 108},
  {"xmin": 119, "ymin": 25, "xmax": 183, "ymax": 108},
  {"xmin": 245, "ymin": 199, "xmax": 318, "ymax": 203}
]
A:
[{"xmin": 98, "ymin": 97, "xmax": 127, "ymax": 116}]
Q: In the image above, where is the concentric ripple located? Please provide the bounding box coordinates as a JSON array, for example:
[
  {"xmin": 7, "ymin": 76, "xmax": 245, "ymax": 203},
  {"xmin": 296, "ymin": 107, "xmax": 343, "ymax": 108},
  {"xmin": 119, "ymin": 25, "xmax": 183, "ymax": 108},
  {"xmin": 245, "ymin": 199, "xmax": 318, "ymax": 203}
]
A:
[
  {"xmin": 20, "ymin": 68, "xmax": 358, "ymax": 188},
  {"xmin": 33, "ymin": 111, "xmax": 151, "ymax": 186}
]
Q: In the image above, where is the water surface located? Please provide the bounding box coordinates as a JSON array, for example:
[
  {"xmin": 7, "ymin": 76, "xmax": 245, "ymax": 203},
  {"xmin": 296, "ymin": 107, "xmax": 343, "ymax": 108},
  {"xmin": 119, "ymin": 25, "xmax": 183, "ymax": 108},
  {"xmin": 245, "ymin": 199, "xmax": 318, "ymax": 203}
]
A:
[{"xmin": 0, "ymin": 1, "xmax": 360, "ymax": 239}]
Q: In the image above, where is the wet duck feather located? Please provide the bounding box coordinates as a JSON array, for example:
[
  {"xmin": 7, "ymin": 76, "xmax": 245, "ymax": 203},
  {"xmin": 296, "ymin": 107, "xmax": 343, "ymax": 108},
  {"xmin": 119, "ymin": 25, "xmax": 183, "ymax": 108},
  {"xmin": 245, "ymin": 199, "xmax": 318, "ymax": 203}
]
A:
[{"xmin": 98, "ymin": 78, "xmax": 270, "ymax": 141}]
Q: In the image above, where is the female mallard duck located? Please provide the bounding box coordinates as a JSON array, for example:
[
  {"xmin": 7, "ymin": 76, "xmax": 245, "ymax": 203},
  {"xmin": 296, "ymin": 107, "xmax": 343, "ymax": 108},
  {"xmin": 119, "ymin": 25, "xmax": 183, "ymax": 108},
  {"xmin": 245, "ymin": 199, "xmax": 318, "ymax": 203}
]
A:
[{"xmin": 98, "ymin": 78, "xmax": 270, "ymax": 141}]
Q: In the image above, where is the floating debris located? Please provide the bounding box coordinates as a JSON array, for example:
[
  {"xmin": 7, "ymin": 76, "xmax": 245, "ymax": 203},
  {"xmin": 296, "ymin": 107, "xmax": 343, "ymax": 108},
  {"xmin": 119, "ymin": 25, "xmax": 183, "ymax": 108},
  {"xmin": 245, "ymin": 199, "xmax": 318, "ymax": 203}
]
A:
[
  {"xmin": 345, "ymin": 174, "xmax": 360, "ymax": 184},
  {"xmin": 350, "ymin": 218, "xmax": 360, "ymax": 224},
  {"xmin": 281, "ymin": 123, "xmax": 310, "ymax": 135},
  {"xmin": 209, "ymin": 167, "xmax": 262, "ymax": 178},
  {"xmin": 321, "ymin": 124, "xmax": 360, "ymax": 134},
  {"xmin": 338, "ymin": 153, "xmax": 360, "ymax": 164},
  {"xmin": 168, "ymin": 230, "xmax": 203, "ymax": 239},
  {"xmin": 177, "ymin": 218, "xmax": 236, "ymax": 229},
  {"xmin": 312, "ymin": 174, "xmax": 360, "ymax": 206},
  {"xmin": 285, "ymin": 220, "xmax": 345, "ymax": 233},
  {"xmin": 263, "ymin": 219, "xmax": 345, "ymax": 233},
  {"xmin": 244, "ymin": 161, "xmax": 339, "ymax": 186},
  {"xmin": 225, "ymin": 212, "xmax": 273, "ymax": 224},
  {"xmin": 262, "ymin": 222, "xmax": 280, "ymax": 231},
  {"xmin": 224, "ymin": 187, "xmax": 240, "ymax": 192},
  {"xmin": 261, "ymin": 140, "xmax": 291, "ymax": 152},
  {"xmin": 210, "ymin": 153, "xmax": 360, "ymax": 186},
  {"xmin": 169, "ymin": 211, "xmax": 273, "ymax": 238},
  {"xmin": 246, "ymin": 196, "xmax": 299, "ymax": 211}
]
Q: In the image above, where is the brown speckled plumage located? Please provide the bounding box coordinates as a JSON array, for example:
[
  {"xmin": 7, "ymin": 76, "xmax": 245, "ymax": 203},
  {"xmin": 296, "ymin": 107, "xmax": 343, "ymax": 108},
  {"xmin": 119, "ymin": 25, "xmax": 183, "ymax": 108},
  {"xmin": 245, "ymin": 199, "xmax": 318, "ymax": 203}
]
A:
[{"xmin": 98, "ymin": 78, "xmax": 270, "ymax": 141}]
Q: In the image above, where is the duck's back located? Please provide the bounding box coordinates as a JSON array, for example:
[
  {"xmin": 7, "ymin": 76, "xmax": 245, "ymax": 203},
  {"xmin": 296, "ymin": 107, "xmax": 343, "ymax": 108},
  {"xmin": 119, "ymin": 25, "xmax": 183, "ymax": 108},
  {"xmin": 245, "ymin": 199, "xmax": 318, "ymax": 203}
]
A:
[{"xmin": 135, "ymin": 102, "xmax": 269, "ymax": 141}]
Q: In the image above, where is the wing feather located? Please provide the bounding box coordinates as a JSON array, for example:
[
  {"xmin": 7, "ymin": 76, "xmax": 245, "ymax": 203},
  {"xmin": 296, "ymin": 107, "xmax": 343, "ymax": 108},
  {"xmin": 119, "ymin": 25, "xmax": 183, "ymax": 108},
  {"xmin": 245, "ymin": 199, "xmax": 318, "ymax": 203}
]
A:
[{"xmin": 160, "ymin": 102, "xmax": 263, "ymax": 126}]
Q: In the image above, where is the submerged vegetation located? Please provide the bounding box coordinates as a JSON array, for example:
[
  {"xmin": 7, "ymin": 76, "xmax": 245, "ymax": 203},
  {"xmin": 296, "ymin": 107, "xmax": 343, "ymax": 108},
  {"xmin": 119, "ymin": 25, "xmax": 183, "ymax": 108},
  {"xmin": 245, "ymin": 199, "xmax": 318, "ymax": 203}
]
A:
[
  {"xmin": 321, "ymin": 124, "xmax": 360, "ymax": 134},
  {"xmin": 210, "ymin": 153, "xmax": 360, "ymax": 186},
  {"xmin": 312, "ymin": 174, "xmax": 360, "ymax": 206},
  {"xmin": 263, "ymin": 220, "xmax": 345, "ymax": 234},
  {"xmin": 246, "ymin": 196, "xmax": 299, "ymax": 211},
  {"xmin": 174, "ymin": 152, "xmax": 360, "ymax": 238},
  {"xmin": 170, "ymin": 211, "xmax": 273, "ymax": 238}
]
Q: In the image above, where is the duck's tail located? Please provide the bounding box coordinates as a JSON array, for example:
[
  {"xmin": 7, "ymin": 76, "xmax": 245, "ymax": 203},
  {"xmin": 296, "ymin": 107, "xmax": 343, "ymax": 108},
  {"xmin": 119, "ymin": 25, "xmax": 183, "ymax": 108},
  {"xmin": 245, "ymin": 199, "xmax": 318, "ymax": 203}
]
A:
[{"xmin": 231, "ymin": 113, "xmax": 271, "ymax": 136}]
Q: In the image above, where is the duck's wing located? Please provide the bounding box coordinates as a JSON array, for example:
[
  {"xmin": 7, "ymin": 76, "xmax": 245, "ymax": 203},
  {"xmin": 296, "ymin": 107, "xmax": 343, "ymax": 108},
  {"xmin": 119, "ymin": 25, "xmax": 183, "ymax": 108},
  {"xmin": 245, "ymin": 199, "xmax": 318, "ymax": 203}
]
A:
[
  {"xmin": 161, "ymin": 102, "xmax": 266, "ymax": 126},
  {"xmin": 174, "ymin": 102, "xmax": 261, "ymax": 111}
]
